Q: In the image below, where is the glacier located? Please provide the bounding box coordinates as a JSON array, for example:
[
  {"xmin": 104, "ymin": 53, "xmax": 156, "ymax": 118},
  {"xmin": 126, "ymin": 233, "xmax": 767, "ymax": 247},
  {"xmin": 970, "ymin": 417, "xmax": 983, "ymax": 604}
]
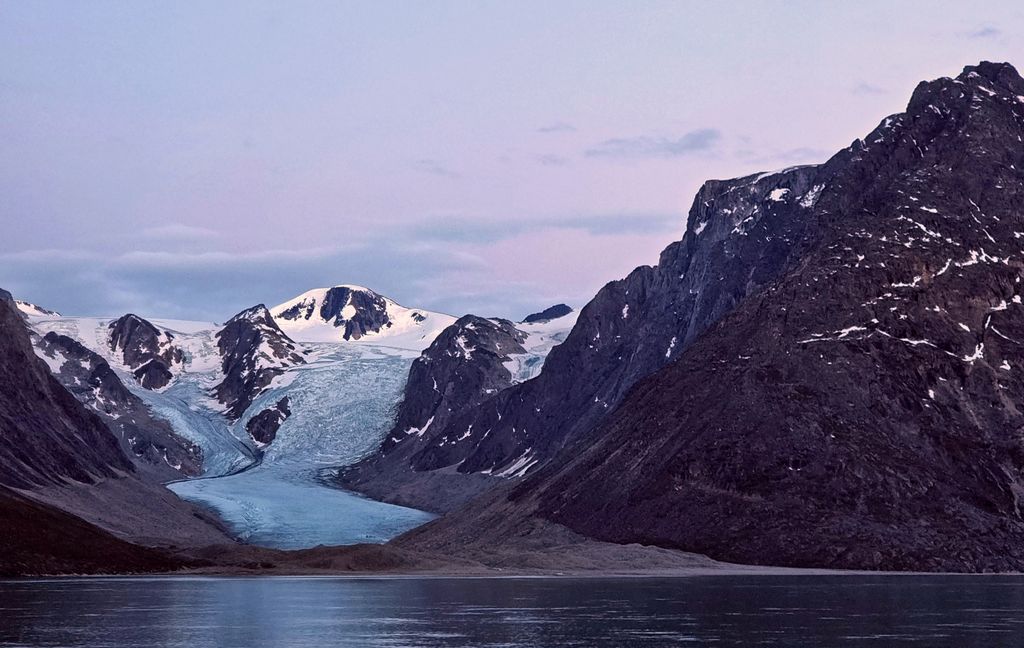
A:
[{"xmin": 165, "ymin": 343, "xmax": 437, "ymax": 549}]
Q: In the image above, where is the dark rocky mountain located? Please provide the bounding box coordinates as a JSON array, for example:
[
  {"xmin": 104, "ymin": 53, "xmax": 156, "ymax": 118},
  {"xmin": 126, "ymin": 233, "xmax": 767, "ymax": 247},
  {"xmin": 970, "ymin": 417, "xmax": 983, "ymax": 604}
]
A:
[
  {"xmin": 404, "ymin": 62, "xmax": 1024, "ymax": 571},
  {"xmin": 0, "ymin": 289, "xmax": 134, "ymax": 489},
  {"xmin": 344, "ymin": 156, "xmax": 821, "ymax": 510},
  {"xmin": 246, "ymin": 396, "xmax": 292, "ymax": 446},
  {"xmin": 522, "ymin": 303, "xmax": 573, "ymax": 323},
  {"xmin": 214, "ymin": 304, "xmax": 305, "ymax": 420},
  {"xmin": 343, "ymin": 315, "xmax": 530, "ymax": 509},
  {"xmin": 0, "ymin": 287, "xmax": 228, "ymax": 553},
  {"xmin": 36, "ymin": 331, "xmax": 202, "ymax": 478},
  {"xmin": 275, "ymin": 285, "xmax": 396, "ymax": 340},
  {"xmin": 108, "ymin": 314, "xmax": 184, "ymax": 389}
]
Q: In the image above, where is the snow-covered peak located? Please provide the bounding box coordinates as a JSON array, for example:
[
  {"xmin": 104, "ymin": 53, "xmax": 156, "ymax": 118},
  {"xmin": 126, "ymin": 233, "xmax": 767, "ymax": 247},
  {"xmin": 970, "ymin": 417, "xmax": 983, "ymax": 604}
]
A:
[
  {"xmin": 15, "ymin": 300, "xmax": 61, "ymax": 318},
  {"xmin": 270, "ymin": 285, "xmax": 455, "ymax": 350}
]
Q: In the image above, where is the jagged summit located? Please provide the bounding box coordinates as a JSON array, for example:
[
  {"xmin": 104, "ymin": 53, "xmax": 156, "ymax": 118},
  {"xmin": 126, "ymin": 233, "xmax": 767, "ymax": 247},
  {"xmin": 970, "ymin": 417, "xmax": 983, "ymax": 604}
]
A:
[{"xmin": 270, "ymin": 285, "xmax": 455, "ymax": 350}]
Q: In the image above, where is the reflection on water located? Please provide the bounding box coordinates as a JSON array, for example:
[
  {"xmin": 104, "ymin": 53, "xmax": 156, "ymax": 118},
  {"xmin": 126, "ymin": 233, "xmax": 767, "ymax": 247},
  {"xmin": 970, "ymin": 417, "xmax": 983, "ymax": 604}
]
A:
[{"xmin": 2, "ymin": 575, "xmax": 1024, "ymax": 647}]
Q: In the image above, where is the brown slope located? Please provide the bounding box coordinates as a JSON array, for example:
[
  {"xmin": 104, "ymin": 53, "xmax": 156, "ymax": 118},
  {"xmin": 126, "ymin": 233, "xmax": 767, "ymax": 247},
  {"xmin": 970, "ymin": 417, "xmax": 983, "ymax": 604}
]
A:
[{"xmin": 0, "ymin": 486, "xmax": 189, "ymax": 576}]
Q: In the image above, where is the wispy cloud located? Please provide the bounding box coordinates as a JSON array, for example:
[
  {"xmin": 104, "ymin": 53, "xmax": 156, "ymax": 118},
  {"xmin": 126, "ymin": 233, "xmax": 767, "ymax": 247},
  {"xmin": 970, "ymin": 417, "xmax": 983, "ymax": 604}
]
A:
[
  {"xmin": 412, "ymin": 158, "xmax": 460, "ymax": 178},
  {"xmin": 536, "ymin": 154, "xmax": 569, "ymax": 166},
  {"xmin": 852, "ymin": 82, "xmax": 886, "ymax": 96},
  {"xmin": 537, "ymin": 122, "xmax": 576, "ymax": 133},
  {"xmin": 411, "ymin": 211, "xmax": 680, "ymax": 243},
  {"xmin": 966, "ymin": 26, "xmax": 1001, "ymax": 39},
  {"xmin": 585, "ymin": 129, "xmax": 721, "ymax": 159},
  {"xmin": 138, "ymin": 223, "xmax": 221, "ymax": 241}
]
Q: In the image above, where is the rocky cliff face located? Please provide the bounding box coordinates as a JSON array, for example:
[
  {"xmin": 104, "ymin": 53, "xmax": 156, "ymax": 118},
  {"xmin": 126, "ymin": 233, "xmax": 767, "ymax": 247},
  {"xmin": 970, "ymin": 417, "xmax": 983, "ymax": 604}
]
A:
[
  {"xmin": 108, "ymin": 314, "xmax": 184, "ymax": 390},
  {"xmin": 36, "ymin": 332, "xmax": 202, "ymax": 478},
  {"xmin": 415, "ymin": 61, "xmax": 1024, "ymax": 572},
  {"xmin": 214, "ymin": 305, "xmax": 305, "ymax": 420}
]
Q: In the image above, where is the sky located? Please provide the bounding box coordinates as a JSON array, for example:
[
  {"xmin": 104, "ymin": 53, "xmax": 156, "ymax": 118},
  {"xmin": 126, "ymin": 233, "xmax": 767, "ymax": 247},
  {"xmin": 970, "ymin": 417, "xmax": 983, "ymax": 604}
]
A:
[{"xmin": 2, "ymin": 1, "xmax": 1024, "ymax": 321}]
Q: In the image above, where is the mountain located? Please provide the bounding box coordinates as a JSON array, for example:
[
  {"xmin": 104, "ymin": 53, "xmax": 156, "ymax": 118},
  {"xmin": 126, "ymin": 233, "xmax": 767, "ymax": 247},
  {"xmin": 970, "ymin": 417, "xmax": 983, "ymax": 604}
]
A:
[
  {"xmin": 214, "ymin": 304, "xmax": 306, "ymax": 421},
  {"xmin": 271, "ymin": 285, "xmax": 455, "ymax": 350},
  {"xmin": 341, "ymin": 181, "xmax": 818, "ymax": 507},
  {"xmin": 342, "ymin": 307, "xmax": 579, "ymax": 510},
  {"xmin": 342, "ymin": 315, "xmax": 530, "ymax": 508},
  {"xmin": 36, "ymin": 331, "xmax": 202, "ymax": 478},
  {"xmin": 108, "ymin": 314, "xmax": 185, "ymax": 390},
  {"xmin": 0, "ymin": 287, "xmax": 227, "ymax": 557},
  {"xmin": 400, "ymin": 61, "xmax": 1024, "ymax": 572},
  {"xmin": 0, "ymin": 289, "xmax": 134, "ymax": 489}
]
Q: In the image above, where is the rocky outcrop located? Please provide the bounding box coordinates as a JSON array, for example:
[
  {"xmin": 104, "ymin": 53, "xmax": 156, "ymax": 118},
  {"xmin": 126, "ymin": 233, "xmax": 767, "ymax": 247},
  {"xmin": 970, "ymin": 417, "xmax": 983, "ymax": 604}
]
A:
[
  {"xmin": 413, "ymin": 62, "xmax": 1024, "ymax": 572},
  {"xmin": 36, "ymin": 332, "xmax": 202, "ymax": 478},
  {"xmin": 214, "ymin": 305, "xmax": 305, "ymax": 420},
  {"xmin": 246, "ymin": 397, "xmax": 292, "ymax": 446},
  {"xmin": 108, "ymin": 314, "xmax": 184, "ymax": 389},
  {"xmin": 522, "ymin": 304, "xmax": 572, "ymax": 323}
]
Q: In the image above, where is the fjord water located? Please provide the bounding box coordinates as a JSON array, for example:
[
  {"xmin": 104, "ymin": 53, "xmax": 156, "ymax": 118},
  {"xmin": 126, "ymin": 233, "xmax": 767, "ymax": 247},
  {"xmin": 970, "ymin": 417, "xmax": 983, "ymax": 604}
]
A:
[{"xmin": 2, "ymin": 576, "xmax": 1023, "ymax": 647}]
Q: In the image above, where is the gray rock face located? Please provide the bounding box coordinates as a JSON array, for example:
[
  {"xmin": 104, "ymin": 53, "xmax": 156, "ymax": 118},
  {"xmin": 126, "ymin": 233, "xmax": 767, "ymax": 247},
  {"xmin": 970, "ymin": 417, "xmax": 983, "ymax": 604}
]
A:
[
  {"xmin": 108, "ymin": 314, "xmax": 183, "ymax": 390},
  {"xmin": 275, "ymin": 285, "xmax": 393, "ymax": 340},
  {"xmin": 522, "ymin": 304, "xmax": 572, "ymax": 323},
  {"xmin": 0, "ymin": 290, "xmax": 133, "ymax": 489},
  {"xmin": 214, "ymin": 305, "xmax": 305, "ymax": 420},
  {"xmin": 37, "ymin": 332, "xmax": 202, "ymax": 478},
  {"xmin": 442, "ymin": 61, "xmax": 1024, "ymax": 572},
  {"xmin": 245, "ymin": 397, "xmax": 291, "ymax": 446}
]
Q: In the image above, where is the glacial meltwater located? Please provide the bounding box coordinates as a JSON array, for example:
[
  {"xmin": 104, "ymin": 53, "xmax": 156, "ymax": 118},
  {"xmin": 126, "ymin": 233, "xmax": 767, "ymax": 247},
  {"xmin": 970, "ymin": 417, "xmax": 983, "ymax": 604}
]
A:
[{"xmin": 2, "ymin": 575, "xmax": 1024, "ymax": 647}]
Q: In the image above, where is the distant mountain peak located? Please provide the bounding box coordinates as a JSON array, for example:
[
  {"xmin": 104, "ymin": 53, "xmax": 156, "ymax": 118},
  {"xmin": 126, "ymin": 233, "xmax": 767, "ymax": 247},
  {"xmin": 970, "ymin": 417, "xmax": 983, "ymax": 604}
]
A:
[
  {"xmin": 522, "ymin": 304, "xmax": 573, "ymax": 324},
  {"xmin": 270, "ymin": 285, "xmax": 455, "ymax": 349}
]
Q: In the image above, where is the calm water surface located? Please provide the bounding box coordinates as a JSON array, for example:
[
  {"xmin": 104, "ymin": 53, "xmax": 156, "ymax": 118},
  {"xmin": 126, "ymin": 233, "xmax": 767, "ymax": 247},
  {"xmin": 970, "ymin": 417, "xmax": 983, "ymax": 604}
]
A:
[{"xmin": 1, "ymin": 575, "xmax": 1023, "ymax": 647}]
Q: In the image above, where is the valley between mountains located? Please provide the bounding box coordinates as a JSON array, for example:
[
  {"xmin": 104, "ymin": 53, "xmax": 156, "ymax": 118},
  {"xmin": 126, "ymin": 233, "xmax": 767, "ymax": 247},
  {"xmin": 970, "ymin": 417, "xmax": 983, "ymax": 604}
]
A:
[{"xmin": 7, "ymin": 61, "xmax": 1024, "ymax": 575}]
